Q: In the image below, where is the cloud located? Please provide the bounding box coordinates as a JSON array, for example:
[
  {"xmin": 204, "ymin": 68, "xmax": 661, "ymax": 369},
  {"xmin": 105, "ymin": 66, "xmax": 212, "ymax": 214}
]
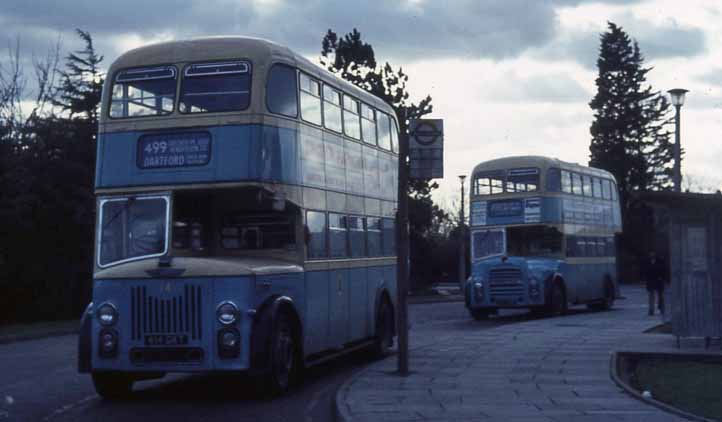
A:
[
  {"xmin": 531, "ymin": 12, "xmax": 706, "ymax": 69},
  {"xmin": 697, "ymin": 68, "xmax": 722, "ymax": 87},
  {"xmin": 0, "ymin": 0, "xmax": 653, "ymax": 66}
]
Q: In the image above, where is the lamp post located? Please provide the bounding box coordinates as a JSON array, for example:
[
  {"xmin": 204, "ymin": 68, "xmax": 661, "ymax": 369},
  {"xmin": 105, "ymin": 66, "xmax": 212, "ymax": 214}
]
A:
[
  {"xmin": 668, "ymin": 88, "xmax": 688, "ymax": 193},
  {"xmin": 458, "ymin": 175, "xmax": 467, "ymax": 290}
]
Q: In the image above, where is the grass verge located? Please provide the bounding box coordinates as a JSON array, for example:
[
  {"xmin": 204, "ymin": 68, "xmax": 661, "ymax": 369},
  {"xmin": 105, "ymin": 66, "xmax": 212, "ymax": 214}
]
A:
[{"xmin": 633, "ymin": 358, "xmax": 722, "ymax": 421}]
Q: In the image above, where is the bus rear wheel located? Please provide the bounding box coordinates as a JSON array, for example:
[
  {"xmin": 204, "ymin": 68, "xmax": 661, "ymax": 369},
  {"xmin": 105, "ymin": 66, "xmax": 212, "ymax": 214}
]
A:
[
  {"xmin": 548, "ymin": 282, "xmax": 567, "ymax": 316},
  {"xmin": 264, "ymin": 312, "xmax": 299, "ymax": 396},
  {"xmin": 589, "ymin": 279, "xmax": 615, "ymax": 311},
  {"xmin": 371, "ymin": 297, "xmax": 394, "ymax": 358},
  {"xmin": 92, "ymin": 372, "xmax": 134, "ymax": 400}
]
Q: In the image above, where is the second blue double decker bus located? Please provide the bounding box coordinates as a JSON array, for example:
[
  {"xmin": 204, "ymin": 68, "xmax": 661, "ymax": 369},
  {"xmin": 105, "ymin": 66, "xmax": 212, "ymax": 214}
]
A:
[{"xmin": 465, "ymin": 156, "xmax": 622, "ymax": 319}]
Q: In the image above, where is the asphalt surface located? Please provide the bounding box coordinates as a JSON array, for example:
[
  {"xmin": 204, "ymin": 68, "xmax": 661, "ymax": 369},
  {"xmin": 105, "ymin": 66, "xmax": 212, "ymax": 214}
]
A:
[{"xmin": 0, "ymin": 300, "xmax": 539, "ymax": 422}]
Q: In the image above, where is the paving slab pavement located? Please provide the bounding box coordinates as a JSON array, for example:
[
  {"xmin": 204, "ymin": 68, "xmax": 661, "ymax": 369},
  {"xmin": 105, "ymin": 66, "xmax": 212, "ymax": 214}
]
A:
[{"xmin": 337, "ymin": 286, "xmax": 703, "ymax": 421}]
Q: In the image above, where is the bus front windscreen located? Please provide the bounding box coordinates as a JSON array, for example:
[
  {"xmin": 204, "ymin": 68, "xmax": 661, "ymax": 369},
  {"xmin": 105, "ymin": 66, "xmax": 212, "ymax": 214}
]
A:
[
  {"xmin": 98, "ymin": 196, "xmax": 168, "ymax": 267},
  {"xmin": 472, "ymin": 229, "xmax": 505, "ymax": 259},
  {"xmin": 506, "ymin": 225, "xmax": 563, "ymax": 258}
]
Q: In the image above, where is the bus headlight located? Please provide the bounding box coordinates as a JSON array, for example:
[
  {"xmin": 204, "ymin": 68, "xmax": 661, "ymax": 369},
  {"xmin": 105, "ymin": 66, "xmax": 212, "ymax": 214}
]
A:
[
  {"xmin": 472, "ymin": 276, "xmax": 484, "ymax": 299},
  {"xmin": 96, "ymin": 303, "xmax": 118, "ymax": 326},
  {"xmin": 216, "ymin": 301, "xmax": 239, "ymax": 325}
]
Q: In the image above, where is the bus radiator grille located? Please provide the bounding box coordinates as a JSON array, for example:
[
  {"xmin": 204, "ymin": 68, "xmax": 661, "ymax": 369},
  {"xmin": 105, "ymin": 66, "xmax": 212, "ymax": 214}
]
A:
[
  {"xmin": 488, "ymin": 268, "xmax": 524, "ymax": 296},
  {"xmin": 130, "ymin": 284, "xmax": 203, "ymax": 341}
]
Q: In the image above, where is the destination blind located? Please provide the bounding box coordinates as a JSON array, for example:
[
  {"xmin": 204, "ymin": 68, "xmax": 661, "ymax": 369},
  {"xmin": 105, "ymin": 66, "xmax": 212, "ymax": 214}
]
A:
[{"xmin": 138, "ymin": 132, "xmax": 211, "ymax": 169}]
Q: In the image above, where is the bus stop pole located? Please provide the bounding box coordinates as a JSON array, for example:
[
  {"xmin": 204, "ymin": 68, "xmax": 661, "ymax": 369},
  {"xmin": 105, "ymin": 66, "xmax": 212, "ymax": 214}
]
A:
[{"xmin": 396, "ymin": 127, "xmax": 410, "ymax": 376}]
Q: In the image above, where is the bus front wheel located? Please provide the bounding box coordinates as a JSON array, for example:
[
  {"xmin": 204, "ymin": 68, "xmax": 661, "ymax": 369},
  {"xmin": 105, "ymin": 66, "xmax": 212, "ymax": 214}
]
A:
[
  {"xmin": 92, "ymin": 372, "xmax": 134, "ymax": 400},
  {"xmin": 470, "ymin": 308, "xmax": 491, "ymax": 320},
  {"xmin": 264, "ymin": 311, "xmax": 300, "ymax": 396}
]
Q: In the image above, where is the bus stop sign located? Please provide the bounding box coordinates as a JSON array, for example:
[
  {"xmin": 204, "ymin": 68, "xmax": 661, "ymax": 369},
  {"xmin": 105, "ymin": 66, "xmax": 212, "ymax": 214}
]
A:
[{"xmin": 409, "ymin": 119, "xmax": 444, "ymax": 179}]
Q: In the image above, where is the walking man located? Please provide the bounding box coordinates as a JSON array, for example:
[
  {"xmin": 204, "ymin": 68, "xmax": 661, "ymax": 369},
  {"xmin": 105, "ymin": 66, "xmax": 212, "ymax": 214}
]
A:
[{"xmin": 644, "ymin": 252, "xmax": 666, "ymax": 316}]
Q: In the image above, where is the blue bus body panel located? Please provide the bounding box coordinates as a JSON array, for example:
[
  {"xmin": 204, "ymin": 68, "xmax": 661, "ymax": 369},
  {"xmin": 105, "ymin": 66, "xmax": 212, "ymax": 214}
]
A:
[
  {"xmin": 90, "ymin": 264, "xmax": 396, "ymax": 373},
  {"xmin": 348, "ymin": 267, "xmax": 368, "ymax": 343},
  {"xmin": 304, "ymin": 271, "xmax": 329, "ymax": 355},
  {"xmin": 96, "ymin": 124, "xmax": 299, "ymax": 189},
  {"xmin": 91, "ymin": 276, "xmax": 256, "ymax": 372}
]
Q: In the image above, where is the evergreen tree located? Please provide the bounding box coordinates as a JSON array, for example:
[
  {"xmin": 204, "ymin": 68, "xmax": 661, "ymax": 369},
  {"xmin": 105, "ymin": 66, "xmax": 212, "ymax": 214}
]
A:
[
  {"xmin": 54, "ymin": 29, "xmax": 103, "ymax": 123},
  {"xmin": 321, "ymin": 29, "xmax": 449, "ymax": 286},
  {"xmin": 589, "ymin": 22, "xmax": 674, "ymax": 215}
]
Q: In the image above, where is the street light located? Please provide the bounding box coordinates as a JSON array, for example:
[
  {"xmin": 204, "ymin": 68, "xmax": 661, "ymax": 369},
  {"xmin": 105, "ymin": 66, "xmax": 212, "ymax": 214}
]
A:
[
  {"xmin": 668, "ymin": 88, "xmax": 688, "ymax": 192},
  {"xmin": 458, "ymin": 175, "xmax": 467, "ymax": 290}
]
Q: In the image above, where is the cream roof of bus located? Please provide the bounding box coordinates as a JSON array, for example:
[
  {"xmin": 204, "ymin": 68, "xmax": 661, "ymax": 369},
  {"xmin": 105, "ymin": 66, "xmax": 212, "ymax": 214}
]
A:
[
  {"xmin": 103, "ymin": 36, "xmax": 396, "ymax": 120},
  {"xmin": 471, "ymin": 155, "xmax": 616, "ymax": 181}
]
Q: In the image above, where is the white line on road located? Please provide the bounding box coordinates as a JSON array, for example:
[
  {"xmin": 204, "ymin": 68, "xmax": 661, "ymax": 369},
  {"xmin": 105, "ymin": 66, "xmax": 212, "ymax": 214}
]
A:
[{"xmin": 42, "ymin": 394, "xmax": 97, "ymax": 421}]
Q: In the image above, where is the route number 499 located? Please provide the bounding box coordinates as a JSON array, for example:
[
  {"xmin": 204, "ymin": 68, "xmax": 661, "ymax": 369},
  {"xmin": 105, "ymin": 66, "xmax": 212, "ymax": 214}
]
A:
[{"xmin": 145, "ymin": 141, "xmax": 168, "ymax": 154}]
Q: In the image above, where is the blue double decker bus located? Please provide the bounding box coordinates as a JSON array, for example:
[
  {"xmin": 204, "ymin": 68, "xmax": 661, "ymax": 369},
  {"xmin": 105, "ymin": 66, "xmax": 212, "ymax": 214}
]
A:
[
  {"xmin": 78, "ymin": 37, "xmax": 399, "ymax": 398},
  {"xmin": 465, "ymin": 156, "xmax": 622, "ymax": 319}
]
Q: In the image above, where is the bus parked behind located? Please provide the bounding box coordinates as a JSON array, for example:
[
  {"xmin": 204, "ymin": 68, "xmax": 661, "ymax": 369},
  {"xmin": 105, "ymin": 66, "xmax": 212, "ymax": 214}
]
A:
[{"xmin": 465, "ymin": 156, "xmax": 622, "ymax": 319}]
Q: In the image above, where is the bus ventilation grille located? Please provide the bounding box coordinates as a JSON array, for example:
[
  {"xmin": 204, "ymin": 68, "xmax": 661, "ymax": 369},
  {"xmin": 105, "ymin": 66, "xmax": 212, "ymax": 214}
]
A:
[{"xmin": 130, "ymin": 285, "xmax": 203, "ymax": 341}]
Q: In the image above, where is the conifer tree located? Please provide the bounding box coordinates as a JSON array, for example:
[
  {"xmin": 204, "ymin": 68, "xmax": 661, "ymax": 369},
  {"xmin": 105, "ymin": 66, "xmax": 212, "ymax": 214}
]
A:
[
  {"xmin": 589, "ymin": 22, "xmax": 674, "ymax": 215},
  {"xmin": 55, "ymin": 29, "xmax": 103, "ymax": 122}
]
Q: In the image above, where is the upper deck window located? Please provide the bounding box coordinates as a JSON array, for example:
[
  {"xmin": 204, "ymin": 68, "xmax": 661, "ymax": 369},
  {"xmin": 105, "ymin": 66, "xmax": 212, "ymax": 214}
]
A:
[
  {"xmin": 582, "ymin": 175, "xmax": 593, "ymax": 196},
  {"xmin": 561, "ymin": 170, "xmax": 572, "ymax": 193},
  {"xmin": 390, "ymin": 118, "xmax": 399, "ymax": 153},
  {"xmin": 474, "ymin": 171, "xmax": 505, "ymax": 195},
  {"xmin": 593, "ymin": 178, "xmax": 603, "ymax": 198},
  {"xmin": 267, "ymin": 64, "xmax": 298, "ymax": 118},
  {"xmin": 377, "ymin": 113, "xmax": 391, "ymax": 151},
  {"xmin": 299, "ymin": 73, "xmax": 322, "ymax": 125},
  {"xmin": 473, "ymin": 168, "xmax": 539, "ymax": 195},
  {"xmin": 343, "ymin": 96, "xmax": 361, "ymax": 140},
  {"xmin": 571, "ymin": 173, "xmax": 583, "ymax": 195},
  {"xmin": 323, "ymin": 85, "xmax": 343, "ymax": 133},
  {"xmin": 361, "ymin": 103, "xmax": 378, "ymax": 146},
  {"xmin": 506, "ymin": 168, "xmax": 539, "ymax": 192},
  {"xmin": 180, "ymin": 61, "xmax": 251, "ymax": 113},
  {"xmin": 110, "ymin": 66, "xmax": 176, "ymax": 118}
]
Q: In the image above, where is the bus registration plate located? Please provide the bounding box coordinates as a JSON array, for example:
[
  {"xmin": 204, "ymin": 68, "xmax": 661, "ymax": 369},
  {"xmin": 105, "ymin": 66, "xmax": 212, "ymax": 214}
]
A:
[
  {"xmin": 145, "ymin": 335, "xmax": 189, "ymax": 346},
  {"xmin": 137, "ymin": 132, "xmax": 211, "ymax": 169}
]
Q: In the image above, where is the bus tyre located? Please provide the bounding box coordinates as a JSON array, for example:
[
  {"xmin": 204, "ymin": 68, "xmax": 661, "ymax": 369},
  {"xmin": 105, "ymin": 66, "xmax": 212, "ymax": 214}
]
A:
[
  {"xmin": 589, "ymin": 279, "xmax": 615, "ymax": 311},
  {"xmin": 548, "ymin": 281, "xmax": 567, "ymax": 316},
  {"xmin": 264, "ymin": 312, "xmax": 299, "ymax": 396},
  {"xmin": 470, "ymin": 308, "xmax": 491, "ymax": 320},
  {"xmin": 92, "ymin": 372, "xmax": 134, "ymax": 400},
  {"xmin": 371, "ymin": 298, "xmax": 394, "ymax": 358}
]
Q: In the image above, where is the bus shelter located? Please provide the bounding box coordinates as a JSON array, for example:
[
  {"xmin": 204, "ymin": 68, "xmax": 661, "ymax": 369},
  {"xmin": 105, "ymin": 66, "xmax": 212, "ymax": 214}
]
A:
[{"xmin": 640, "ymin": 192, "xmax": 722, "ymax": 347}]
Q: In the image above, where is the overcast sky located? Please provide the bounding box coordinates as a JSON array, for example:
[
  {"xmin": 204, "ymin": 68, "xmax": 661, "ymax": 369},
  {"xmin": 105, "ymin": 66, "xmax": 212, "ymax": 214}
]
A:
[{"xmin": 3, "ymin": 0, "xmax": 720, "ymax": 209}]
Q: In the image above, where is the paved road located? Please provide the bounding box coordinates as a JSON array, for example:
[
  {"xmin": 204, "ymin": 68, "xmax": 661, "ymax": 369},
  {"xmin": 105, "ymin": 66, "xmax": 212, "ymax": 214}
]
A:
[
  {"xmin": 0, "ymin": 296, "xmax": 615, "ymax": 422},
  {"xmin": 0, "ymin": 298, "xmax": 507, "ymax": 422}
]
